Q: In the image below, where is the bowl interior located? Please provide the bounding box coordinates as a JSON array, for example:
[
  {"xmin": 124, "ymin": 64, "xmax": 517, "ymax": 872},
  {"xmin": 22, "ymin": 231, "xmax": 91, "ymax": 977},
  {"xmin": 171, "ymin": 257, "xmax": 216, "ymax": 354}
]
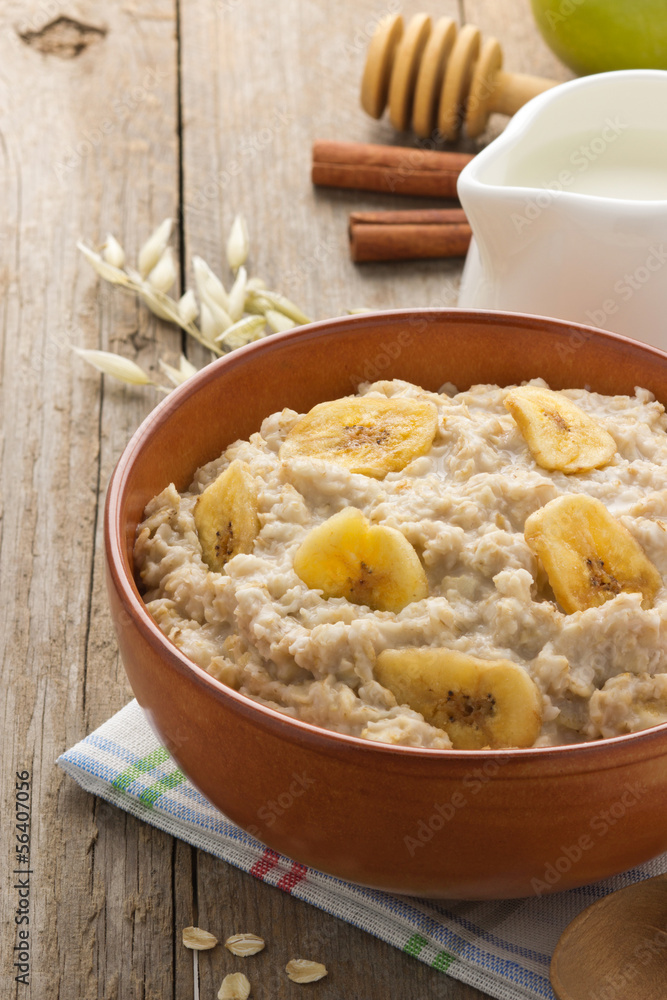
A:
[{"xmin": 108, "ymin": 309, "xmax": 667, "ymax": 748}]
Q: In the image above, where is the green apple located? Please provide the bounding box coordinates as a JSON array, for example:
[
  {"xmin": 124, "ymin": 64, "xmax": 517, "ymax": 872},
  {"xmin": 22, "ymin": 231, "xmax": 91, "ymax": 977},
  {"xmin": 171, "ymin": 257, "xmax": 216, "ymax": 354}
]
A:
[{"xmin": 530, "ymin": 0, "xmax": 667, "ymax": 75}]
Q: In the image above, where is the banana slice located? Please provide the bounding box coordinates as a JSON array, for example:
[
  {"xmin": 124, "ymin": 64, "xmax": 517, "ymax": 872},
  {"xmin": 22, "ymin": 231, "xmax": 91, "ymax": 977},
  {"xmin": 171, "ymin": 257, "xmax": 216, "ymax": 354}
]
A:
[
  {"xmin": 293, "ymin": 507, "xmax": 428, "ymax": 612},
  {"xmin": 194, "ymin": 459, "xmax": 260, "ymax": 571},
  {"xmin": 375, "ymin": 647, "xmax": 542, "ymax": 749},
  {"xmin": 589, "ymin": 672, "xmax": 667, "ymax": 738},
  {"xmin": 524, "ymin": 494, "xmax": 662, "ymax": 613},
  {"xmin": 504, "ymin": 385, "xmax": 616, "ymax": 473},
  {"xmin": 280, "ymin": 395, "xmax": 438, "ymax": 478}
]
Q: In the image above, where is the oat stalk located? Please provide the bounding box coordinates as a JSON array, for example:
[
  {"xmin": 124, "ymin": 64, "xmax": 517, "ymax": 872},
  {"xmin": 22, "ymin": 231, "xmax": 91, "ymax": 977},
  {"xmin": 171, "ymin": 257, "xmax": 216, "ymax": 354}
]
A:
[
  {"xmin": 73, "ymin": 348, "xmax": 170, "ymax": 393},
  {"xmin": 76, "ymin": 214, "xmax": 313, "ymax": 394},
  {"xmin": 77, "ymin": 240, "xmax": 221, "ymax": 356}
]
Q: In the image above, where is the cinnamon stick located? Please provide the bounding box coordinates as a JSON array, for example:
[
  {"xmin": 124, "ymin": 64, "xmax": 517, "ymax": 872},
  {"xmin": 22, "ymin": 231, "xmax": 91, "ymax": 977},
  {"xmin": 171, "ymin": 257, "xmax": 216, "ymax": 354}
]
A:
[
  {"xmin": 349, "ymin": 208, "xmax": 472, "ymax": 262},
  {"xmin": 312, "ymin": 140, "xmax": 474, "ymax": 198}
]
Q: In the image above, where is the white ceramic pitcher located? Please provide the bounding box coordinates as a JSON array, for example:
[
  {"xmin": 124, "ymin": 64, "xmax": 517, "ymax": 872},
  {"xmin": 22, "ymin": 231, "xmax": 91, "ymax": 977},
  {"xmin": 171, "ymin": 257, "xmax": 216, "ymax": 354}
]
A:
[{"xmin": 457, "ymin": 71, "xmax": 667, "ymax": 352}]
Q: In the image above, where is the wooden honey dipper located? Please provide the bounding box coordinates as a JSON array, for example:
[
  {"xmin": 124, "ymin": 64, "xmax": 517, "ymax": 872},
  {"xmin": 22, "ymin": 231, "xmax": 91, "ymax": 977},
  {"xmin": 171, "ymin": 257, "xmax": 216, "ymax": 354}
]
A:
[{"xmin": 361, "ymin": 12, "xmax": 558, "ymax": 139}]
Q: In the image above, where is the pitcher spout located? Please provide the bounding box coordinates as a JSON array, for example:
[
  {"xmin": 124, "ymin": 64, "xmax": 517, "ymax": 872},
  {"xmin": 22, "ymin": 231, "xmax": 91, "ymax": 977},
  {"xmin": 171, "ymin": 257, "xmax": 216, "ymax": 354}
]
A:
[{"xmin": 456, "ymin": 70, "xmax": 667, "ymax": 352}]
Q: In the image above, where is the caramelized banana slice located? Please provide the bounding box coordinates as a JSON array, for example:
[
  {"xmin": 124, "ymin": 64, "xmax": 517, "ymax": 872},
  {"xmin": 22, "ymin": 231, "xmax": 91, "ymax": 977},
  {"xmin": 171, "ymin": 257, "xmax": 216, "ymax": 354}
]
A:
[
  {"xmin": 194, "ymin": 459, "xmax": 260, "ymax": 571},
  {"xmin": 504, "ymin": 386, "xmax": 616, "ymax": 473},
  {"xmin": 280, "ymin": 395, "xmax": 438, "ymax": 478},
  {"xmin": 524, "ymin": 494, "xmax": 662, "ymax": 613},
  {"xmin": 589, "ymin": 672, "xmax": 667, "ymax": 738},
  {"xmin": 293, "ymin": 507, "xmax": 428, "ymax": 612},
  {"xmin": 375, "ymin": 647, "xmax": 542, "ymax": 749}
]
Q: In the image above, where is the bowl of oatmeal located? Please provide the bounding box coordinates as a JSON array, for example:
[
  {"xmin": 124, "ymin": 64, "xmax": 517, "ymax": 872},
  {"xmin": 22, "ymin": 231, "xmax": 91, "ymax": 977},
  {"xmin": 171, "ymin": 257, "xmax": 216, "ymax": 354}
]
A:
[{"xmin": 105, "ymin": 309, "xmax": 667, "ymax": 898}]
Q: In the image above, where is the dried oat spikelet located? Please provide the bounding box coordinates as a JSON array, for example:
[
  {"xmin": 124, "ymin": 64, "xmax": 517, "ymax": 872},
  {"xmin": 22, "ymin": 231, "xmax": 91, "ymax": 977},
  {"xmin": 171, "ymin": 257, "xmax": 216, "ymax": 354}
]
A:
[
  {"xmin": 524, "ymin": 494, "xmax": 662, "ymax": 613},
  {"xmin": 245, "ymin": 276, "xmax": 266, "ymax": 293},
  {"xmin": 200, "ymin": 301, "xmax": 233, "ymax": 347},
  {"xmin": 77, "ymin": 214, "xmax": 315, "ymax": 394},
  {"xmin": 182, "ymin": 926, "xmax": 219, "ymax": 950},
  {"xmin": 215, "ymin": 315, "xmax": 266, "ymax": 351},
  {"xmin": 243, "ymin": 292, "xmax": 273, "ymax": 316},
  {"xmin": 226, "ymin": 213, "xmax": 249, "ymax": 271},
  {"xmin": 504, "ymin": 385, "xmax": 617, "ymax": 474},
  {"xmin": 179, "ymin": 354, "xmax": 198, "ymax": 378},
  {"xmin": 281, "ymin": 395, "xmax": 438, "ymax": 478},
  {"xmin": 259, "ymin": 290, "xmax": 311, "ymax": 325},
  {"xmin": 159, "ymin": 355, "xmax": 199, "ymax": 388},
  {"xmin": 285, "ymin": 959, "xmax": 328, "ymax": 984},
  {"xmin": 194, "ymin": 459, "xmax": 260, "ymax": 572},
  {"xmin": 78, "ymin": 241, "xmax": 130, "ymax": 285},
  {"xmin": 218, "ymin": 972, "xmax": 251, "ymax": 1000},
  {"xmin": 228, "ymin": 265, "xmax": 248, "ymax": 322},
  {"xmin": 178, "ymin": 289, "xmax": 199, "ymax": 326},
  {"xmin": 375, "ymin": 648, "xmax": 543, "ymax": 749},
  {"xmin": 102, "ymin": 233, "xmax": 125, "ymax": 268},
  {"xmin": 265, "ymin": 308, "xmax": 296, "ymax": 333},
  {"xmin": 138, "ymin": 218, "xmax": 173, "ymax": 278},
  {"xmin": 245, "ymin": 288, "xmax": 311, "ymax": 325},
  {"xmin": 73, "ymin": 348, "xmax": 168, "ymax": 391},
  {"xmin": 224, "ymin": 933, "xmax": 265, "ymax": 956},
  {"xmin": 193, "ymin": 255, "xmax": 231, "ymax": 313},
  {"xmin": 78, "ymin": 234, "xmax": 221, "ymax": 358},
  {"xmin": 147, "ymin": 247, "xmax": 177, "ymax": 293},
  {"xmin": 293, "ymin": 507, "xmax": 428, "ymax": 613},
  {"xmin": 139, "ymin": 285, "xmax": 180, "ymax": 322}
]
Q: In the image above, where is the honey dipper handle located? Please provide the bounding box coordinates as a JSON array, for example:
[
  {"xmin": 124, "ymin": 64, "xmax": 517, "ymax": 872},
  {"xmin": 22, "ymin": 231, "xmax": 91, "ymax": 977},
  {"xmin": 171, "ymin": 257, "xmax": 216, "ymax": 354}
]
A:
[{"xmin": 491, "ymin": 70, "xmax": 558, "ymax": 117}]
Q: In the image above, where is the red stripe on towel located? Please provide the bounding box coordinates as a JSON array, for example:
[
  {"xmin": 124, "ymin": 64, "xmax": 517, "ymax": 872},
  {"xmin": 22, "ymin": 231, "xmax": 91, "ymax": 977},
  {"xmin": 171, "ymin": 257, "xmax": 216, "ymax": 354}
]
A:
[
  {"xmin": 250, "ymin": 847, "xmax": 280, "ymax": 881},
  {"xmin": 277, "ymin": 861, "xmax": 308, "ymax": 893}
]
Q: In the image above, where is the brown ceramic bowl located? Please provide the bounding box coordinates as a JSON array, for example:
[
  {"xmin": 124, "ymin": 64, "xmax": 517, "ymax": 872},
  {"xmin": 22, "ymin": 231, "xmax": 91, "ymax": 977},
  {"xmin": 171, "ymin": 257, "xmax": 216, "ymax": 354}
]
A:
[{"xmin": 105, "ymin": 309, "xmax": 667, "ymax": 899}]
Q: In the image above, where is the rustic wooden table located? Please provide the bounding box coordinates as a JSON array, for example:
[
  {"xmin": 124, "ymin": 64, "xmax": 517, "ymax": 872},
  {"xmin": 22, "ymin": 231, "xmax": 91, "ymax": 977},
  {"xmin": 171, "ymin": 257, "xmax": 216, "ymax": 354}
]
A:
[{"xmin": 2, "ymin": 1, "xmax": 572, "ymax": 996}]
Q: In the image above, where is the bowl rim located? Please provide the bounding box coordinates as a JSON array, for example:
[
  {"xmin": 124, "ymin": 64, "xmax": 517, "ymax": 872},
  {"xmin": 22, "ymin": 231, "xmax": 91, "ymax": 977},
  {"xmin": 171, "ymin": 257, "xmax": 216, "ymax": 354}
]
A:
[{"xmin": 105, "ymin": 307, "xmax": 667, "ymax": 764}]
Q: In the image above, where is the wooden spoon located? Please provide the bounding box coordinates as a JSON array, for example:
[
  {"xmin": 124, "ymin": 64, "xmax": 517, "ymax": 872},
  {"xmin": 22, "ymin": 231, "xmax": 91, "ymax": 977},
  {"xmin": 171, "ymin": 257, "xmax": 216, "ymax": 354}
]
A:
[{"xmin": 550, "ymin": 873, "xmax": 667, "ymax": 1000}]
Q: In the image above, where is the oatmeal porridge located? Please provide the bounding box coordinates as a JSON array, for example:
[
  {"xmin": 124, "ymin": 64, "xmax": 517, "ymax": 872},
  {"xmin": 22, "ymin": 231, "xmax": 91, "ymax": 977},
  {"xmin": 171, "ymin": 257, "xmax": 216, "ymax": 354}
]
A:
[{"xmin": 134, "ymin": 378, "xmax": 667, "ymax": 750}]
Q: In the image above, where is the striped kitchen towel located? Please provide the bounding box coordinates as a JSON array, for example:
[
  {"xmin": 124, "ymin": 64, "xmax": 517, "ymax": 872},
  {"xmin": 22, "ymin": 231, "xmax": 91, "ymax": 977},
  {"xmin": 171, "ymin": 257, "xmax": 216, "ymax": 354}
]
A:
[{"xmin": 58, "ymin": 699, "xmax": 667, "ymax": 1000}]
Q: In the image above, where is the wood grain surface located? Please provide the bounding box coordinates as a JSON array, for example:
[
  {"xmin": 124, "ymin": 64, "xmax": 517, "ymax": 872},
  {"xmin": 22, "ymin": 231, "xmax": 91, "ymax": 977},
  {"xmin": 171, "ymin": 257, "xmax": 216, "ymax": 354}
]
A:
[{"xmin": 0, "ymin": 1, "xmax": 571, "ymax": 997}]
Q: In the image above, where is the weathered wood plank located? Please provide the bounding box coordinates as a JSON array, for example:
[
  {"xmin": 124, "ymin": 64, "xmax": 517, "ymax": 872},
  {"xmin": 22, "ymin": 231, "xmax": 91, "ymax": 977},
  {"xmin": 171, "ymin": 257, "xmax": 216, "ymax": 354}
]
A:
[{"xmin": 0, "ymin": 2, "xmax": 186, "ymax": 998}]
